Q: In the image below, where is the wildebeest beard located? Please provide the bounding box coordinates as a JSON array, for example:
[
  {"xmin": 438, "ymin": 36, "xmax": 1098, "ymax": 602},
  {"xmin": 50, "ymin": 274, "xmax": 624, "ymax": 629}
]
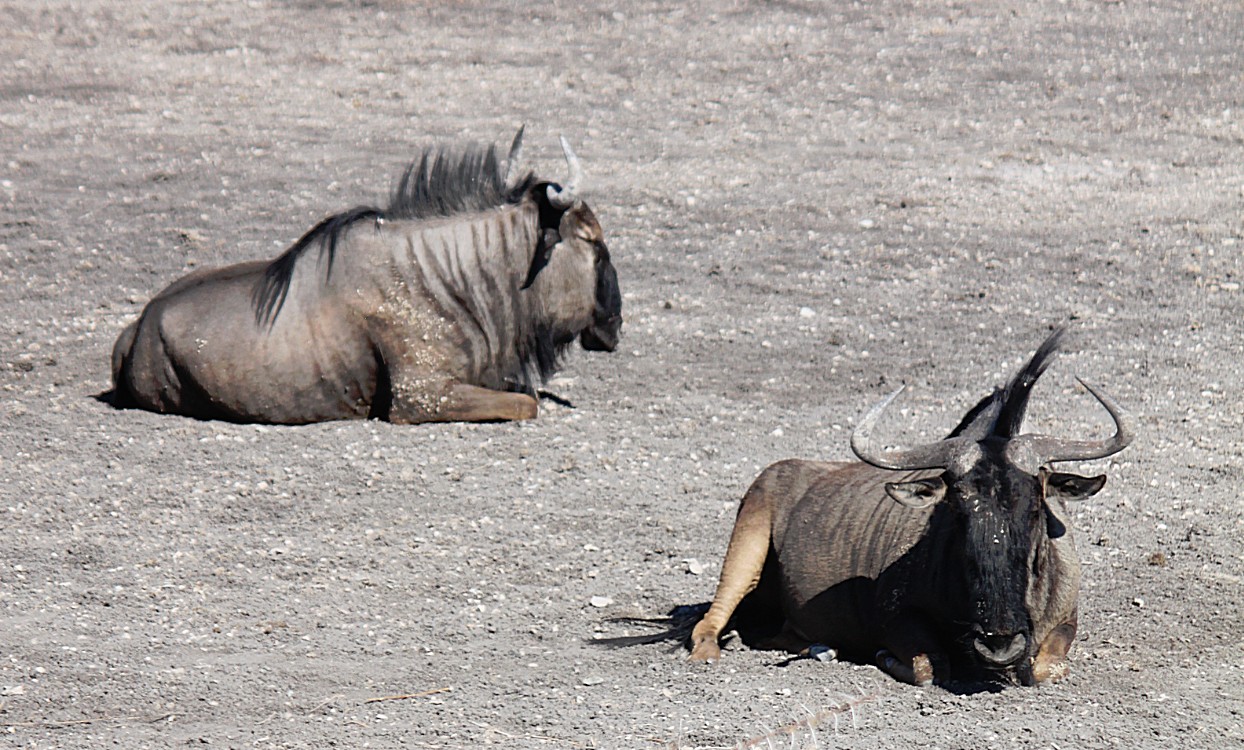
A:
[{"xmin": 509, "ymin": 323, "xmax": 576, "ymax": 394}]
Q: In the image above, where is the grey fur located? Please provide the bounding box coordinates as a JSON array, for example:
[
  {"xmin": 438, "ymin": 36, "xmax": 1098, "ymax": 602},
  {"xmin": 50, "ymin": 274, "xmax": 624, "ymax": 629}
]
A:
[{"xmin": 111, "ymin": 134, "xmax": 620, "ymax": 425}]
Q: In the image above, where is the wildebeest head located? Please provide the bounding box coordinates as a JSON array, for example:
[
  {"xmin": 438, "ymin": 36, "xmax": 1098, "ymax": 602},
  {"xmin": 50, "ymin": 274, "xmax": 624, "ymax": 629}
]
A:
[
  {"xmin": 850, "ymin": 330, "xmax": 1134, "ymax": 676},
  {"xmin": 523, "ymin": 136, "xmax": 622, "ymax": 353}
]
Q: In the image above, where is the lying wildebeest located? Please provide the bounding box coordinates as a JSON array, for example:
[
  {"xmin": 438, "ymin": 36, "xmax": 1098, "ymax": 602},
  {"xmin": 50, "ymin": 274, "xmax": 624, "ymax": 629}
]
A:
[
  {"xmin": 110, "ymin": 130, "xmax": 622, "ymax": 424},
  {"xmin": 684, "ymin": 329, "xmax": 1134, "ymax": 686}
]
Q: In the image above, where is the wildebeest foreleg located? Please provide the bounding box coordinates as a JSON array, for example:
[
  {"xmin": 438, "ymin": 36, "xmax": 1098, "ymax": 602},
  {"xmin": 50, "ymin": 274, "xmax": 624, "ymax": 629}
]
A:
[
  {"xmin": 689, "ymin": 486, "xmax": 774, "ymax": 663},
  {"xmin": 877, "ymin": 620, "xmax": 946, "ymax": 686},
  {"xmin": 1025, "ymin": 618, "xmax": 1076, "ymax": 685},
  {"xmin": 401, "ymin": 383, "xmax": 538, "ymax": 423}
]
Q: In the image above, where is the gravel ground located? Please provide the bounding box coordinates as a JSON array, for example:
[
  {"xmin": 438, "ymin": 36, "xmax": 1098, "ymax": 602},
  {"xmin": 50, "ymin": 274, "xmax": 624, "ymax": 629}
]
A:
[{"xmin": 1, "ymin": 1, "xmax": 1242, "ymax": 748}]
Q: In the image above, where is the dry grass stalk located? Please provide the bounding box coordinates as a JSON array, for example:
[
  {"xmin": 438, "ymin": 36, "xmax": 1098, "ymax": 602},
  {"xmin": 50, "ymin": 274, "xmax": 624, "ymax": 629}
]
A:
[
  {"xmin": 734, "ymin": 694, "xmax": 875, "ymax": 750},
  {"xmin": 363, "ymin": 686, "xmax": 452, "ymax": 704}
]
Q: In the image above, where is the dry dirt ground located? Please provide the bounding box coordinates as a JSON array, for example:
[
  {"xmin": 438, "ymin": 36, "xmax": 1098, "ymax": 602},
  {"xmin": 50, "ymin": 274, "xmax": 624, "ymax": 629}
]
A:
[{"xmin": 2, "ymin": 1, "xmax": 1242, "ymax": 748}]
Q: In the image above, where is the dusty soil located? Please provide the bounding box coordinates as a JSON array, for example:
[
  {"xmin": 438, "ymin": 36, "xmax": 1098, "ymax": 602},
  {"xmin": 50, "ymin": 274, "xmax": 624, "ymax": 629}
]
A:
[{"xmin": 2, "ymin": 0, "xmax": 1242, "ymax": 747}]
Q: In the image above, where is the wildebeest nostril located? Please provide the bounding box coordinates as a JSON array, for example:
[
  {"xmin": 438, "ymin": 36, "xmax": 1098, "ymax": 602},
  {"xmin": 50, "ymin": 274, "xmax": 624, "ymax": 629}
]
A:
[{"xmin": 973, "ymin": 632, "xmax": 1028, "ymax": 666}]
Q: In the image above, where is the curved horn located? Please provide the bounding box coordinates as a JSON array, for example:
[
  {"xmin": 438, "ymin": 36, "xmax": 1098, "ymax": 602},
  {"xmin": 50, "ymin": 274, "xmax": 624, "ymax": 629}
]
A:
[
  {"xmin": 503, "ymin": 125, "xmax": 525, "ymax": 187},
  {"xmin": 1013, "ymin": 378, "xmax": 1135, "ymax": 464},
  {"xmin": 851, "ymin": 386, "xmax": 971, "ymax": 471},
  {"xmin": 546, "ymin": 135, "xmax": 584, "ymax": 209}
]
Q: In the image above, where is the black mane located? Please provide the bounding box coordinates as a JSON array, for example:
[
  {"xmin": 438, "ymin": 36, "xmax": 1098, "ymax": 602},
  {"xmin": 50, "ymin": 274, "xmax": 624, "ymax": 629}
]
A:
[
  {"xmin": 946, "ymin": 327, "xmax": 1067, "ymax": 440},
  {"xmin": 252, "ymin": 142, "xmax": 537, "ymax": 327}
]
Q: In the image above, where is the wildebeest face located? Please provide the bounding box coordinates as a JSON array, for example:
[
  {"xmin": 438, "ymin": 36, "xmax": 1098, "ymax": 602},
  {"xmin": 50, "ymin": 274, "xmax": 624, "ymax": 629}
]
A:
[
  {"xmin": 851, "ymin": 334, "xmax": 1133, "ymax": 683},
  {"xmin": 543, "ymin": 202, "xmax": 621, "ymax": 352},
  {"xmin": 886, "ymin": 444, "xmax": 1106, "ymax": 673},
  {"xmin": 953, "ymin": 451, "xmax": 1044, "ymax": 670}
]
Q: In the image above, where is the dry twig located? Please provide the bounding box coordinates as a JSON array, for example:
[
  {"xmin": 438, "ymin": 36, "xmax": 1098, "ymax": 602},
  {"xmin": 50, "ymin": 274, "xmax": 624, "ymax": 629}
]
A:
[
  {"xmin": 363, "ymin": 686, "xmax": 451, "ymax": 704},
  {"xmin": 1, "ymin": 713, "xmax": 173, "ymax": 729}
]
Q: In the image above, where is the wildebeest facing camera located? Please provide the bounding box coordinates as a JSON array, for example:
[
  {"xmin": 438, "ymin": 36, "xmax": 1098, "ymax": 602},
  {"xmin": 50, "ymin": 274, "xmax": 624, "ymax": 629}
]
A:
[{"xmin": 681, "ymin": 328, "xmax": 1135, "ymax": 687}]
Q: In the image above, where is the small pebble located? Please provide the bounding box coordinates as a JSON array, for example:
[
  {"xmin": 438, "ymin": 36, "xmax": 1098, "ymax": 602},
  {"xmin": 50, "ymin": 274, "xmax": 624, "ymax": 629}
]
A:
[{"xmin": 589, "ymin": 596, "xmax": 613, "ymax": 608}]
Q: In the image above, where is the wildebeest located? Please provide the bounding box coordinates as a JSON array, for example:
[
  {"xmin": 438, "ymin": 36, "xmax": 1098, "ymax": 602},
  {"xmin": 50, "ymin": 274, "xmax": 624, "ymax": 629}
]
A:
[
  {"xmin": 110, "ymin": 130, "xmax": 622, "ymax": 424},
  {"xmin": 686, "ymin": 329, "xmax": 1134, "ymax": 686}
]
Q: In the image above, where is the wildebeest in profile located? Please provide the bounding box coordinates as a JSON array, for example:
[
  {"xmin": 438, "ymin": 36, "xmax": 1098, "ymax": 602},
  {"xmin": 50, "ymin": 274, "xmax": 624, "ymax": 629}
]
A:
[
  {"xmin": 110, "ymin": 130, "xmax": 622, "ymax": 424},
  {"xmin": 612, "ymin": 329, "xmax": 1135, "ymax": 687}
]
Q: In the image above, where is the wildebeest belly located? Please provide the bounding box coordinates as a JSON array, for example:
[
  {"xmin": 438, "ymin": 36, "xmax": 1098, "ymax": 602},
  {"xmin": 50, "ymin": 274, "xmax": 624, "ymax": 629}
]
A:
[{"xmin": 767, "ymin": 465, "xmax": 942, "ymax": 659}]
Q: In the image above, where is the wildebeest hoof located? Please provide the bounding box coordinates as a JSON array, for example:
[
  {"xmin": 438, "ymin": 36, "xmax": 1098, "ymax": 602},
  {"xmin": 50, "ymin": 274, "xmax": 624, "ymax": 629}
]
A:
[
  {"xmin": 804, "ymin": 644, "xmax": 837, "ymax": 663},
  {"xmin": 1028, "ymin": 657, "xmax": 1069, "ymax": 685},
  {"xmin": 911, "ymin": 654, "xmax": 934, "ymax": 686},
  {"xmin": 876, "ymin": 650, "xmax": 933, "ymax": 687},
  {"xmin": 688, "ymin": 640, "xmax": 721, "ymax": 664}
]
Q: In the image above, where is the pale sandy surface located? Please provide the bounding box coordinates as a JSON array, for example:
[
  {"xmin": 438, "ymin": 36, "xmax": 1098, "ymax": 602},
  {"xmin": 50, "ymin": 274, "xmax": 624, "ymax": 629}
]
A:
[{"xmin": 1, "ymin": 1, "xmax": 1242, "ymax": 748}]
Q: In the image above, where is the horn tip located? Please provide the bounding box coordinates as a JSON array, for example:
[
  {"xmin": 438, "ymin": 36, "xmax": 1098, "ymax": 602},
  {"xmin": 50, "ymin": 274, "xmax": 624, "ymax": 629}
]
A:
[
  {"xmin": 1076, "ymin": 375, "xmax": 1137, "ymax": 451},
  {"xmin": 850, "ymin": 385, "xmax": 905, "ymax": 459}
]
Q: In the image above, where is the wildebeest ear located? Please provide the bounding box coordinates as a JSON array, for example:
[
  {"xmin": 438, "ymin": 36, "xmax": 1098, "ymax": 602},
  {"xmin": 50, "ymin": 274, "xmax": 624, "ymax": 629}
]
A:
[
  {"xmin": 521, "ymin": 228, "xmax": 561, "ymax": 290},
  {"xmin": 1044, "ymin": 471, "xmax": 1107, "ymax": 502},
  {"xmin": 884, "ymin": 477, "xmax": 947, "ymax": 509}
]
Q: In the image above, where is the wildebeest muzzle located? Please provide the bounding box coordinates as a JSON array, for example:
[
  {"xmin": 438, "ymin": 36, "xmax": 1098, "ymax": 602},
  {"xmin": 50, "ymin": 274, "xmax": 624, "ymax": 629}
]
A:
[
  {"xmin": 971, "ymin": 628, "xmax": 1029, "ymax": 668},
  {"xmin": 581, "ymin": 256, "xmax": 621, "ymax": 352}
]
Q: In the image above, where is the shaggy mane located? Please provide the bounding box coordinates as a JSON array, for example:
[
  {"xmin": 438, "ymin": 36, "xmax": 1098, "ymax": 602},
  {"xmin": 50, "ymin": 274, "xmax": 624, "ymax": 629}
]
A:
[{"xmin": 252, "ymin": 141, "xmax": 536, "ymax": 327}]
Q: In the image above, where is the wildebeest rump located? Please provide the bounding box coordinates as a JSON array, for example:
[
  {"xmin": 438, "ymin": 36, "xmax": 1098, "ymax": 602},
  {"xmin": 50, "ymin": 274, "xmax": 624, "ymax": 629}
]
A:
[
  {"xmin": 110, "ymin": 131, "xmax": 622, "ymax": 424},
  {"xmin": 686, "ymin": 329, "xmax": 1135, "ymax": 686}
]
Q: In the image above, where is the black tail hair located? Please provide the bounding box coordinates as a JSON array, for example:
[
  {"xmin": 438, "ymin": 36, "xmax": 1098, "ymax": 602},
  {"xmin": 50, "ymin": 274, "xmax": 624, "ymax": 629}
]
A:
[{"xmin": 588, "ymin": 603, "xmax": 709, "ymax": 650}]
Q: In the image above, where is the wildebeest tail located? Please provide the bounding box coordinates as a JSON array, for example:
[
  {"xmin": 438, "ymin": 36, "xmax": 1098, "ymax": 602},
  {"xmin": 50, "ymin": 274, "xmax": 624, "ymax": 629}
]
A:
[{"xmin": 589, "ymin": 603, "xmax": 710, "ymax": 649}]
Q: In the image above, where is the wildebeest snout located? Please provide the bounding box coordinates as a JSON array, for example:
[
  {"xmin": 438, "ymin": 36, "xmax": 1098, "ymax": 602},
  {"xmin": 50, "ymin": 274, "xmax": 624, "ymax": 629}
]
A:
[
  {"xmin": 581, "ymin": 259, "xmax": 621, "ymax": 352},
  {"xmin": 580, "ymin": 313, "xmax": 621, "ymax": 351},
  {"xmin": 971, "ymin": 629, "xmax": 1028, "ymax": 667}
]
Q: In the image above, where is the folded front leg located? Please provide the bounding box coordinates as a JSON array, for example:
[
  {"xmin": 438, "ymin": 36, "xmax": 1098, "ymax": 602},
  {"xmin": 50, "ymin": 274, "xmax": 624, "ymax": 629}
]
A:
[
  {"xmin": 877, "ymin": 619, "xmax": 948, "ymax": 687},
  {"xmin": 389, "ymin": 380, "xmax": 538, "ymax": 424}
]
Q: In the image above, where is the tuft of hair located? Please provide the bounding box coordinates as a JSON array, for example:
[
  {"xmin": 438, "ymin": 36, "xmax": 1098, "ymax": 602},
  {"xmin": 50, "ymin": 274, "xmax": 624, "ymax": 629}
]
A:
[
  {"xmin": 947, "ymin": 326, "xmax": 1067, "ymax": 440},
  {"xmin": 252, "ymin": 206, "xmax": 380, "ymax": 327},
  {"xmin": 386, "ymin": 142, "xmax": 534, "ymax": 221},
  {"xmin": 251, "ymin": 141, "xmax": 537, "ymax": 327}
]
